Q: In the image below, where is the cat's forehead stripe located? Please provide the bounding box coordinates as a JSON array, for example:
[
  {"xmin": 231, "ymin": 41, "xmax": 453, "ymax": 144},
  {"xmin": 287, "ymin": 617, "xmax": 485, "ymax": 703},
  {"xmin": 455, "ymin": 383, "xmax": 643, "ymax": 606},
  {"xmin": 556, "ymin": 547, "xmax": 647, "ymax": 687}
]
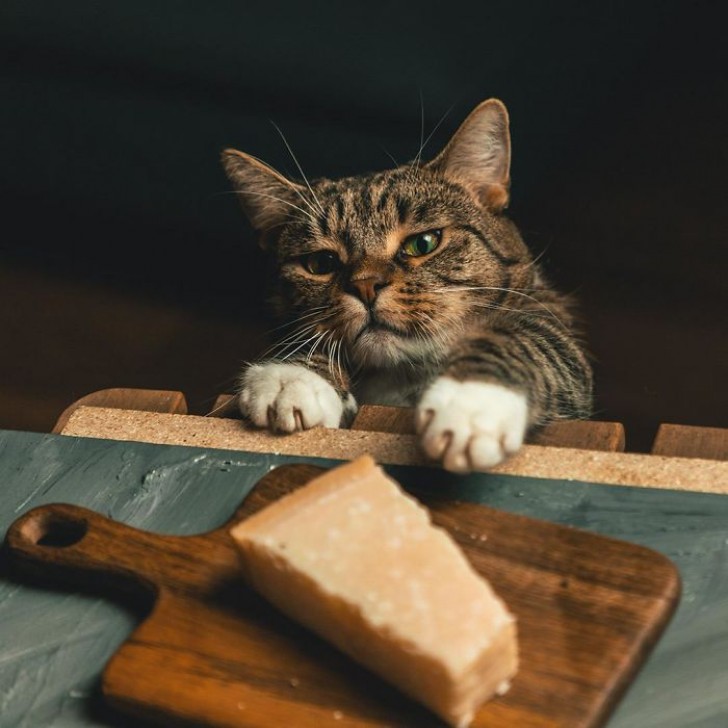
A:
[
  {"xmin": 395, "ymin": 197, "xmax": 411, "ymax": 225},
  {"xmin": 312, "ymin": 169, "xmax": 511, "ymax": 260},
  {"xmin": 318, "ymin": 177, "xmax": 400, "ymax": 255}
]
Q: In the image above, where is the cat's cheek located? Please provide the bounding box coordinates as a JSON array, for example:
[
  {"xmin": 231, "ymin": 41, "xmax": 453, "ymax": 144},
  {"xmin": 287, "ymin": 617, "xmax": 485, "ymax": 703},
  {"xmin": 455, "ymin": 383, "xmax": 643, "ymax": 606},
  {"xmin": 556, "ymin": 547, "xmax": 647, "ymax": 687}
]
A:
[
  {"xmin": 238, "ymin": 363, "xmax": 350, "ymax": 432},
  {"xmin": 415, "ymin": 377, "xmax": 528, "ymax": 473}
]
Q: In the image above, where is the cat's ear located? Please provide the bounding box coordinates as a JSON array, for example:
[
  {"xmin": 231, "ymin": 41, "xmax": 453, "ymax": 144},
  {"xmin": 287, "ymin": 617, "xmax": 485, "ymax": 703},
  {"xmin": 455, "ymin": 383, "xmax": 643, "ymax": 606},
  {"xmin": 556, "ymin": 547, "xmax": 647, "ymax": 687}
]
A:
[
  {"xmin": 221, "ymin": 149, "xmax": 306, "ymax": 240},
  {"xmin": 429, "ymin": 99, "xmax": 511, "ymax": 212}
]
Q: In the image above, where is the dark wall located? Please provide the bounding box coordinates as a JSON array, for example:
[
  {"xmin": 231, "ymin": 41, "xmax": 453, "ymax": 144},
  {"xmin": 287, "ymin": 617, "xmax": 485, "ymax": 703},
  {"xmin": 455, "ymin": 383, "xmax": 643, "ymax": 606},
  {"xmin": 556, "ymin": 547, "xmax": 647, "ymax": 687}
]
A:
[
  {"xmin": 1, "ymin": 1, "xmax": 726, "ymax": 445},
  {"xmin": 0, "ymin": 2, "xmax": 692, "ymax": 299}
]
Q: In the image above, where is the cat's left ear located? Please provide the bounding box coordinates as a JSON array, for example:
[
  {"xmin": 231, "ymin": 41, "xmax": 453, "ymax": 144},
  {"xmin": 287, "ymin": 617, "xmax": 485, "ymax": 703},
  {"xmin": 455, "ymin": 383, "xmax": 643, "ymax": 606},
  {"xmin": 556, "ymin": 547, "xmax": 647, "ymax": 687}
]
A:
[
  {"xmin": 429, "ymin": 99, "xmax": 511, "ymax": 212},
  {"xmin": 221, "ymin": 149, "xmax": 307, "ymax": 245}
]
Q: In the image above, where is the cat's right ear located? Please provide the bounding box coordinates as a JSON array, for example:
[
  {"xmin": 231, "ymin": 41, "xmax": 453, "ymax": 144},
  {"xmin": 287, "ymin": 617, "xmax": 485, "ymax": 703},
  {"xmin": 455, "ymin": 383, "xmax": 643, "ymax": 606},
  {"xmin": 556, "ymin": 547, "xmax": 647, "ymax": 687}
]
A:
[
  {"xmin": 221, "ymin": 149, "xmax": 305, "ymax": 244},
  {"xmin": 428, "ymin": 99, "xmax": 511, "ymax": 213}
]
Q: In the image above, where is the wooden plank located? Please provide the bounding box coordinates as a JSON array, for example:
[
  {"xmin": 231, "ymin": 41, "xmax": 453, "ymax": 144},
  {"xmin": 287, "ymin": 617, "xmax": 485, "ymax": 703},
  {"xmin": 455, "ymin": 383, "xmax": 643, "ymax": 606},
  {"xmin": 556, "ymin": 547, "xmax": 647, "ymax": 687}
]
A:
[
  {"xmin": 61, "ymin": 406, "xmax": 728, "ymax": 494},
  {"xmin": 4, "ymin": 464, "xmax": 679, "ymax": 728},
  {"xmin": 351, "ymin": 405, "xmax": 625, "ymax": 452},
  {"xmin": 52, "ymin": 388, "xmax": 187, "ymax": 434},
  {"xmin": 531, "ymin": 420, "xmax": 625, "ymax": 452},
  {"xmin": 652, "ymin": 424, "xmax": 728, "ymax": 460}
]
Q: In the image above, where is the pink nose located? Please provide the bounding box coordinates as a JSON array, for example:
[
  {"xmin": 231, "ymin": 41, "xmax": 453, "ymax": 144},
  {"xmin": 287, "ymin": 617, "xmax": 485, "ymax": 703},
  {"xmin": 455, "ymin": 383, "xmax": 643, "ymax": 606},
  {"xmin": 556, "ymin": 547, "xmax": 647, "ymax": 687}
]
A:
[{"xmin": 349, "ymin": 276, "xmax": 388, "ymax": 305}]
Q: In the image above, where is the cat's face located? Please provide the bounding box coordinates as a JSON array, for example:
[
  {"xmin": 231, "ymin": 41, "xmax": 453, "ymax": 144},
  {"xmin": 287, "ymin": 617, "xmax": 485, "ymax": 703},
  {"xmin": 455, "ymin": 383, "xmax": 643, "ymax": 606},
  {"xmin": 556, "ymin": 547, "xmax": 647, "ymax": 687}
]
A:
[{"xmin": 223, "ymin": 99, "xmax": 533, "ymax": 369}]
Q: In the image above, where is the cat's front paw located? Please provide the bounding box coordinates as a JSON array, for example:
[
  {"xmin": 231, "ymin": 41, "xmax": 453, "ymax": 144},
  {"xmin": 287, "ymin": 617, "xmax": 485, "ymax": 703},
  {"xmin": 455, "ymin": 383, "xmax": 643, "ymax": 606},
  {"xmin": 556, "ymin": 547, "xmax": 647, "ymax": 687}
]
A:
[
  {"xmin": 416, "ymin": 377, "xmax": 528, "ymax": 473},
  {"xmin": 239, "ymin": 363, "xmax": 352, "ymax": 432}
]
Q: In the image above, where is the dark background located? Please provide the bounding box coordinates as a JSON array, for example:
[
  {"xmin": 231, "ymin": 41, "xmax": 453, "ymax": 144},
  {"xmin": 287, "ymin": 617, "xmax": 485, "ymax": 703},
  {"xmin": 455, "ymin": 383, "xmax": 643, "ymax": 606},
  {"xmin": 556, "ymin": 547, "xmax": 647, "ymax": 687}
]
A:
[{"xmin": 1, "ymin": 1, "xmax": 726, "ymax": 450}]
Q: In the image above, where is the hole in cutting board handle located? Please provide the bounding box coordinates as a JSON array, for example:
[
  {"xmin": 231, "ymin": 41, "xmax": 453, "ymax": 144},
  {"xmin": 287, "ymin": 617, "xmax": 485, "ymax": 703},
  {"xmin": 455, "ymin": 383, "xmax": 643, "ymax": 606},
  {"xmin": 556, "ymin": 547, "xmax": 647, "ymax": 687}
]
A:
[{"xmin": 21, "ymin": 512, "xmax": 88, "ymax": 548}]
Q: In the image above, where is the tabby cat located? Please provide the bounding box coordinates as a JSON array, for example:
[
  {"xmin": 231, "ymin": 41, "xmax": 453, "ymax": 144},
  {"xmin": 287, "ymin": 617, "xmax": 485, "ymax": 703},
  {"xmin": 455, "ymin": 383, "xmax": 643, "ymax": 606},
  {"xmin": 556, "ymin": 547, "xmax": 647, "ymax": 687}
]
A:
[{"xmin": 222, "ymin": 99, "xmax": 592, "ymax": 473}]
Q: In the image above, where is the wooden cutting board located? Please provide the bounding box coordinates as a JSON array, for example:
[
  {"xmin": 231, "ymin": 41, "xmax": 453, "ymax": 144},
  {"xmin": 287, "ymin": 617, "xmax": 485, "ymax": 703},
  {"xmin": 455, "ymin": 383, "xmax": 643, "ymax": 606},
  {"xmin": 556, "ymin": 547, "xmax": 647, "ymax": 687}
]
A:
[{"xmin": 4, "ymin": 463, "xmax": 680, "ymax": 728}]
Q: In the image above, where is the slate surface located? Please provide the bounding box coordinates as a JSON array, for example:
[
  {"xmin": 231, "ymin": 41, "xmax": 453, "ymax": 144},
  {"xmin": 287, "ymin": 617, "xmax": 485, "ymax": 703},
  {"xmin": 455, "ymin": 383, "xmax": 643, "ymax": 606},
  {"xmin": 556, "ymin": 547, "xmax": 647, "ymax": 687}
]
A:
[{"xmin": 0, "ymin": 430, "xmax": 726, "ymax": 728}]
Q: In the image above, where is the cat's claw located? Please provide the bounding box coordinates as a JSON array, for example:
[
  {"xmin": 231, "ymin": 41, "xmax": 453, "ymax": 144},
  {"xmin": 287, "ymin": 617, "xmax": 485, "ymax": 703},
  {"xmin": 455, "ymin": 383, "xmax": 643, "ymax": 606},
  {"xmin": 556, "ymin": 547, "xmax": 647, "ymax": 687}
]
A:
[
  {"xmin": 416, "ymin": 377, "xmax": 528, "ymax": 473},
  {"xmin": 239, "ymin": 363, "xmax": 351, "ymax": 432}
]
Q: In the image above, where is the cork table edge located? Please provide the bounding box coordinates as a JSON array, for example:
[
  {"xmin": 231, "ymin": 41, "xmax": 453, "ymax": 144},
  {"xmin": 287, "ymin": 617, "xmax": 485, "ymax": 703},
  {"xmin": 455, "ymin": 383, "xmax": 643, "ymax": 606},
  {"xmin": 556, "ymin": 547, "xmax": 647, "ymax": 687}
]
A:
[{"xmin": 60, "ymin": 406, "xmax": 728, "ymax": 495}]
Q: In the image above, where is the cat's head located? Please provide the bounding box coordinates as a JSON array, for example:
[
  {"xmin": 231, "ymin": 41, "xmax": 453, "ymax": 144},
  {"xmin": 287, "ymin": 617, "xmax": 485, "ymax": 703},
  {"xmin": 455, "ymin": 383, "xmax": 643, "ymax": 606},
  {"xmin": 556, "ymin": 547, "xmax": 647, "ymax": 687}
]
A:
[{"xmin": 222, "ymin": 99, "xmax": 533, "ymax": 369}]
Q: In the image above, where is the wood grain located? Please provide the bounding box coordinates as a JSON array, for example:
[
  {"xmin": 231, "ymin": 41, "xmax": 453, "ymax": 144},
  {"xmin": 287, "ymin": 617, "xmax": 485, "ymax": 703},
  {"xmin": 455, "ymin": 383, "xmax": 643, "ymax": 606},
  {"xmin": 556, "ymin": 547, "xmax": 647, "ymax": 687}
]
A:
[
  {"xmin": 651, "ymin": 424, "xmax": 728, "ymax": 460},
  {"xmin": 4, "ymin": 464, "xmax": 680, "ymax": 728},
  {"xmin": 52, "ymin": 388, "xmax": 187, "ymax": 434}
]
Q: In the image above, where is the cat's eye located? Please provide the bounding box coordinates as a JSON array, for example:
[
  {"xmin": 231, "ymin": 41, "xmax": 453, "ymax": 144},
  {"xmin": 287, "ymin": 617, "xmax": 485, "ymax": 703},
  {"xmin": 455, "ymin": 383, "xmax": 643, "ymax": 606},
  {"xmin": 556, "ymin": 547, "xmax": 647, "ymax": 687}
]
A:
[
  {"xmin": 400, "ymin": 230, "xmax": 442, "ymax": 258},
  {"xmin": 300, "ymin": 250, "xmax": 341, "ymax": 275}
]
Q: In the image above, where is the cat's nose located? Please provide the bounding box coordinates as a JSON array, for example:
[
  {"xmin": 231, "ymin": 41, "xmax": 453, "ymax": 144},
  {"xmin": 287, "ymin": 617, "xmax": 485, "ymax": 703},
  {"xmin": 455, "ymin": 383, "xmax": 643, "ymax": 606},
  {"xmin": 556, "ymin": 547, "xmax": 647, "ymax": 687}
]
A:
[{"xmin": 348, "ymin": 275, "xmax": 389, "ymax": 306}]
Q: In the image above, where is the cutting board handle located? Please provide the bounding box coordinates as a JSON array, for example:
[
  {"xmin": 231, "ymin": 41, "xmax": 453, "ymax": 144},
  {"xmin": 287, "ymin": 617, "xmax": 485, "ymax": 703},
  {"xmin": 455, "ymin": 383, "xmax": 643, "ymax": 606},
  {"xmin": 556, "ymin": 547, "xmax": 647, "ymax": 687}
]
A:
[{"xmin": 4, "ymin": 503, "xmax": 170, "ymax": 595}]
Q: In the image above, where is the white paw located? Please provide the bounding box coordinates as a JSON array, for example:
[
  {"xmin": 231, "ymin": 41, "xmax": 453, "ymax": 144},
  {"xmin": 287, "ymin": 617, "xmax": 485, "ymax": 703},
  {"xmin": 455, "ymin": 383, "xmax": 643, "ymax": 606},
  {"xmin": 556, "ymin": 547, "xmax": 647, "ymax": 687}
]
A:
[
  {"xmin": 239, "ymin": 363, "xmax": 351, "ymax": 432},
  {"xmin": 415, "ymin": 377, "xmax": 528, "ymax": 473}
]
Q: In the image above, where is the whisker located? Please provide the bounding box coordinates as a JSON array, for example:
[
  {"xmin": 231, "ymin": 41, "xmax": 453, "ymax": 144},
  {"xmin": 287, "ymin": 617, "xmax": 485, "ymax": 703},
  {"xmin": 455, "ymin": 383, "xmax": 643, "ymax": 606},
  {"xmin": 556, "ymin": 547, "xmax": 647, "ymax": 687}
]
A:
[
  {"xmin": 231, "ymin": 190, "xmax": 316, "ymax": 225},
  {"xmin": 270, "ymin": 121, "xmax": 326, "ymax": 217},
  {"xmin": 335, "ymin": 337, "xmax": 344, "ymax": 384},
  {"xmin": 324, "ymin": 332, "xmax": 333, "ymax": 378},
  {"xmin": 205, "ymin": 397, "xmax": 236, "ymax": 417},
  {"xmin": 323, "ymin": 330, "xmax": 338, "ymax": 381},
  {"xmin": 305, "ymin": 331, "xmax": 327, "ymax": 364},
  {"xmin": 269, "ymin": 310, "xmax": 334, "ymax": 341},
  {"xmin": 261, "ymin": 320, "xmax": 326, "ymax": 360},
  {"xmin": 266, "ymin": 320, "xmax": 322, "ymax": 348},
  {"xmin": 280, "ymin": 330, "xmax": 324, "ymax": 361},
  {"xmin": 380, "ymin": 145, "xmax": 400, "ymax": 168},
  {"xmin": 266, "ymin": 306, "xmax": 333, "ymax": 334},
  {"xmin": 413, "ymin": 89, "xmax": 425, "ymax": 174},
  {"xmin": 428, "ymin": 286, "xmax": 567, "ymax": 328},
  {"xmin": 409, "ymin": 100, "xmax": 455, "ymax": 182},
  {"xmin": 523, "ymin": 244, "xmax": 551, "ymax": 271},
  {"xmin": 329, "ymin": 334, "xmax": 341, "ymax": 385},
  {"xmin": 231, "ymin": 150, "xmax": 322, "ymax": 220},
  {"xmin": 466, "ymin": 302, "xmax": 555, "ymax": 324}
]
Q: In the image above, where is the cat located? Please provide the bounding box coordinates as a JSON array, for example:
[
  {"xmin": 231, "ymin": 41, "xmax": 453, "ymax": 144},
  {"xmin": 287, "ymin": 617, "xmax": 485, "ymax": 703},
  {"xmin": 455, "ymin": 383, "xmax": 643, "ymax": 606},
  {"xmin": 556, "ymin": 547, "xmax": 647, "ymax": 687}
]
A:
[{"xmin": 221, "ymin": 99, "xmax": 593, "ymax": 473}]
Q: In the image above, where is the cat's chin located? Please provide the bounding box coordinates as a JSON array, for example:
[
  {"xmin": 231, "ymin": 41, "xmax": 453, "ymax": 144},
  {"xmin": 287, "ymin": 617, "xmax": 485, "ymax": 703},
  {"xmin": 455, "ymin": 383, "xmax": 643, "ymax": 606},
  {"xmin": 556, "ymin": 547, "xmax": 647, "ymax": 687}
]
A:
[{"xmin": 351, "ymin": 326, "xmax": 433, "ymax": 368}]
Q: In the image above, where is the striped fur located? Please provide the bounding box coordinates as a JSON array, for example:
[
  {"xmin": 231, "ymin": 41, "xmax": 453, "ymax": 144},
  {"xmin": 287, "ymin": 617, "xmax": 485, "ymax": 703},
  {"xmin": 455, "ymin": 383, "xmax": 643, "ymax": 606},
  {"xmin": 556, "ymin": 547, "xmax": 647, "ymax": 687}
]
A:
[{"xmin": 222, "ymin": 100, "xmax": 593, "ymax": 437}]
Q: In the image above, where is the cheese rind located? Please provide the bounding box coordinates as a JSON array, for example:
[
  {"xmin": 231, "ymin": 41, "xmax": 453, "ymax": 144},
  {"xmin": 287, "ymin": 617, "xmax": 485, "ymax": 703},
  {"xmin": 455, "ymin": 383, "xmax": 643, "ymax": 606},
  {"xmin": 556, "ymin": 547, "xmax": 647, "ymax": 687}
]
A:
[{"xmin": 230, "ymin": 455, "xmax": 518, "ymax": 727}]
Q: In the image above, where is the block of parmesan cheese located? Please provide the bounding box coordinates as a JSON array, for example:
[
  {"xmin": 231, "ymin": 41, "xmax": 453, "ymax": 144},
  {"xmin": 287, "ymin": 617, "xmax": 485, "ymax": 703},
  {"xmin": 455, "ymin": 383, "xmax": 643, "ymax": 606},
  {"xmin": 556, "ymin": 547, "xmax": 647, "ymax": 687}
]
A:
[{"xmin": 229, "ymin": 455, "xmax": 518, "ymax": 727}]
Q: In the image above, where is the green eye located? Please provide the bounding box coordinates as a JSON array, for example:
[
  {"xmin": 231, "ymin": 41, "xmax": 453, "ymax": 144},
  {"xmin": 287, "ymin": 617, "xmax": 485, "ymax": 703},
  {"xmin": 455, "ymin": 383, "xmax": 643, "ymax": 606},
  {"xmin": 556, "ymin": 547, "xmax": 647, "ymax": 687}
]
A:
[
  {"xmin": 301, "ymin": 250, "xmax": 341, "ymax": 275},
  {"xmin": 401, "ymin": 230, "xmax": 442, "ymax": 258}
]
